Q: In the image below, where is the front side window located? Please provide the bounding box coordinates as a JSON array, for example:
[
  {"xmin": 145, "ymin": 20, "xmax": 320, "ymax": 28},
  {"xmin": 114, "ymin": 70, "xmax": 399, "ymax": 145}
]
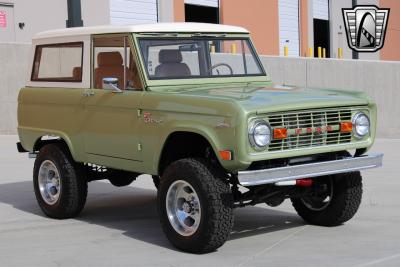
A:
[
  {"xmin": 139, "ymin": 37, "xmax": 265, "ymax": 80},
  {"xmin": 31, "ymin": 42, "xmax": 83, "ymax": 82},
  {"xmin": 92, "ymin": 36, "xmax": 142, "ymax": 90}
]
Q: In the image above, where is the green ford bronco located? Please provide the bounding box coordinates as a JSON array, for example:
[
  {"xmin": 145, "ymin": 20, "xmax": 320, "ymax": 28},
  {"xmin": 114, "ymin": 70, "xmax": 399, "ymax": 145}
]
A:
[{"xmin": 17, "ymin": 23, "xmax": 383, "ymax": 253}]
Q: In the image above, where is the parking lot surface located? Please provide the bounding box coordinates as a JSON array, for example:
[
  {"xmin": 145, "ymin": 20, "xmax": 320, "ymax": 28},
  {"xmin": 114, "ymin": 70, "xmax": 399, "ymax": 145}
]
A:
[{"xmin": 0, "ymin": 135, "xmax": 399, "ymax": 267}]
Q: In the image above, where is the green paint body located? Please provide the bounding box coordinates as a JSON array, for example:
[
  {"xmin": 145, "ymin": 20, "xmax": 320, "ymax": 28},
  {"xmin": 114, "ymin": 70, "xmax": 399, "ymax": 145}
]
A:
[{"xmin": 17, "ymin": 33, "xmax": 377, "ymax": 175}]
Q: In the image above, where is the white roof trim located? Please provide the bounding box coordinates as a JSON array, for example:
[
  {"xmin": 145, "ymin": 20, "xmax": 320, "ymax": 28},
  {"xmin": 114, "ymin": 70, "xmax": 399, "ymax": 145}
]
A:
[{"xmin": 33, "ymin": 23, "xmax": 249, "ymax": 40}]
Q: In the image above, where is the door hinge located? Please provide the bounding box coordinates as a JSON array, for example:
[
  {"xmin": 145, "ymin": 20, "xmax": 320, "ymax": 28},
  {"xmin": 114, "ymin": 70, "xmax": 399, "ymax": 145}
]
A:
[
  {"xmin": 138, "ymin": 143, "xmax": 142, "ymax": 151},
  {"xmin": 137, "ymin": 109, "xmax": 142, "ymax": 117}
]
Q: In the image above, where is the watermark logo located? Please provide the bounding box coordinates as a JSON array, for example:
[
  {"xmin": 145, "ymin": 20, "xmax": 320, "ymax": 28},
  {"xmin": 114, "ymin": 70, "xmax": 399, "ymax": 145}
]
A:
[
  {"xmin": 342, "ymin": 5, "xmax": 390, "ymax": 52},
  {"xmin": 0, "ymin": 11, "xmax": 6, "ymax": 28}
]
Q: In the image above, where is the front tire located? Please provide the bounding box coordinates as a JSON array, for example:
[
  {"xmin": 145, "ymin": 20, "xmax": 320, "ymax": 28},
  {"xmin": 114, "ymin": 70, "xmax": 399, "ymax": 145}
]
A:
[
  {"xmin": 157, "ymin": 158, "xmax": 234, "ymax": 253},
  {"xmin": 33, "ymin": 143, "xmax": 87, "ymax": 219},
  {"xmin": 291, "ymin": 172, "xmax": 362, "ymax": 226}
]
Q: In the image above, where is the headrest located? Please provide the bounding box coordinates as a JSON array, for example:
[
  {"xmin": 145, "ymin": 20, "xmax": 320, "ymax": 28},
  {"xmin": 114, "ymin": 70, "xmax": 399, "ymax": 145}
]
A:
[
  {"xmin": 98, "ymin": 52, "xmax": 123, "ymax": 67},
  {"xmin": 159, "ymin": 49, "xmax": 183, "ymax": 64},
  {"xmin": 72, "ymin": 67, "xmax": 82, "ymax": 79}
]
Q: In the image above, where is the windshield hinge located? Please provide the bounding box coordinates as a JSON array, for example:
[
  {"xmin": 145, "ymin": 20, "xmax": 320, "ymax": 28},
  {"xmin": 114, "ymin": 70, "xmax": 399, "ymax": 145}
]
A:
[{"xmin": 140, "ymin": 33, "xmax": 178, "ymax": 37}]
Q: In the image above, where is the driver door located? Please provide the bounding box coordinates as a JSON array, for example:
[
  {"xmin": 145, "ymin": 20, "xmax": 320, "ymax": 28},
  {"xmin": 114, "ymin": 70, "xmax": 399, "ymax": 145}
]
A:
[{"xmin": 82, "ymin": 34, "xmax": 144, "ymax": 168}]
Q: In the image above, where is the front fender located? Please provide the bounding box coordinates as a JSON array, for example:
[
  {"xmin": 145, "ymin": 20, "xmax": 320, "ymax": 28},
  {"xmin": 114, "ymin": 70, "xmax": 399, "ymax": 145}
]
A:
[{"xmin": 141, "ymin": 113, "xmax": 243, "ymax": 175}]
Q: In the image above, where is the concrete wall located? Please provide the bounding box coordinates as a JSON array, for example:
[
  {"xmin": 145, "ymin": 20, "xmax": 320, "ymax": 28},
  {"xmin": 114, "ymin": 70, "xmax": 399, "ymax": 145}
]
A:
[
  {"xmin": 0, "ymin": 43, "xmax": 30, "ymax": 134},
  {"xmin": 0, "ymin": 43, "xmax": 399, "ymax": 138}
]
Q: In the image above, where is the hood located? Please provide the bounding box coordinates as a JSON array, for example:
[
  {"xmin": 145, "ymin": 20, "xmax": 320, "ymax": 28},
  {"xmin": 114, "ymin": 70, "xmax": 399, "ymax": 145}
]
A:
[{"xmin": 164, "ymin": 84, "xmax": 370, "ymax": 114}]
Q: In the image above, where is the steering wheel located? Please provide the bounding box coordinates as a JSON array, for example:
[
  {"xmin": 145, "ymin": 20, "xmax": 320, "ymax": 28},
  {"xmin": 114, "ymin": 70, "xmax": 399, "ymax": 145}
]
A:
[{"xmin": 211, "ymin": 63, "xmax": 234, "ymax": 75}]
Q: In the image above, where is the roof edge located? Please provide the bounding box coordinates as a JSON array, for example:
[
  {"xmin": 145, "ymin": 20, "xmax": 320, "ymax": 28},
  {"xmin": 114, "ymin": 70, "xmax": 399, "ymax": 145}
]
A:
[{"xmin": 33, "ymin": 23, "xmax": 249, "ymax": 40}]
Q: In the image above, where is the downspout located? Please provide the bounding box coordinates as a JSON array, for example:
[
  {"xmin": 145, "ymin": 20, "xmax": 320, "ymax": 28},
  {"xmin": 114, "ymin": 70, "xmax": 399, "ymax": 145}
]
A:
[
  {"xmin": 66, "ymin": 0, "xmax": 83, "ymax": 27},
  {"xmin": 352, "ymin": 0, "xmax": 359, "ymax": 59}
]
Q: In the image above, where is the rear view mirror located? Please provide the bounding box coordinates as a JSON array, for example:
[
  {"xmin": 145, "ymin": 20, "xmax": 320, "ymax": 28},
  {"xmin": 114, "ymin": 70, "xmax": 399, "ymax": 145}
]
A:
[
  {"xmin": 103, "ymin": 77, "xmax": 122, "ymax": 93},
  {"xmin": 179, "ymin": 44, "xmax": 200, "ymax": 52}
]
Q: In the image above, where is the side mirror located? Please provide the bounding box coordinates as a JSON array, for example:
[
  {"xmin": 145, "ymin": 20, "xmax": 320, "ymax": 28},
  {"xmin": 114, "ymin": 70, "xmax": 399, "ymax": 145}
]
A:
[{"xmin": 102, "ymin": 77, "xmax": 123, "ymax": 93}]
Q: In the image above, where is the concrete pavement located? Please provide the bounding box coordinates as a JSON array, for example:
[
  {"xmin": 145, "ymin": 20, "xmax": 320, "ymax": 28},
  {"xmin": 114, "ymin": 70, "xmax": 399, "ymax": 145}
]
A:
[{"xmin": 0, "ymin": 135, "xmax": 399, "ymax": 267}]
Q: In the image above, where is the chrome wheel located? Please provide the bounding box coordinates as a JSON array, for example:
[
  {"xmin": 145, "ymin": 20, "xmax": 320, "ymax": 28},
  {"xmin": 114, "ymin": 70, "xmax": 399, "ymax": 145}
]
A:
[
  {"xmin": 166, "ymin": 180, "xmax": 201, "ymax": 236},
  {"xmin": 301, "ymin": 178, "xmax": 333, "ymax": 211},
  {"xmin": 38, "ymin": 160, "xmax": 61, "ymax": 205}
]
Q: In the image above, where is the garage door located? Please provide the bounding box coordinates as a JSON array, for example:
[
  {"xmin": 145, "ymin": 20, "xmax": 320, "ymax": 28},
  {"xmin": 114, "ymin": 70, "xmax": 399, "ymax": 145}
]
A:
[
  {"xmin": 185, "ymin": 0, "xmax": 218, "ymax": 8},
  {"xmin": 110, "ymin": 0, "xmax": 158, "ymax": 25},
  {"xmin": 313, "ymin": 0, "xmax": 329, "ymax": 20},
  {"xmin": 279, "ymin": 0, "xmax": 299, "ymax": 56}
]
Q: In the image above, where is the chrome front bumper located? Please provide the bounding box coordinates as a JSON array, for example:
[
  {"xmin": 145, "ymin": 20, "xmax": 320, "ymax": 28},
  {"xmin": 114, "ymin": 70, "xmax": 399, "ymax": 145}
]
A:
[{"xmin": 238, "ymin": 153, "xmax": 383, "ymax": 186}]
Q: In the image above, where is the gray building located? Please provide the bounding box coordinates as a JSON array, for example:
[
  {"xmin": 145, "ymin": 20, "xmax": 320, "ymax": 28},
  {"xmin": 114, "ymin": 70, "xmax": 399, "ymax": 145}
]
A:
[{"xmin": 0, "ymin": 0, "xmax": 397, "ymax": 61}]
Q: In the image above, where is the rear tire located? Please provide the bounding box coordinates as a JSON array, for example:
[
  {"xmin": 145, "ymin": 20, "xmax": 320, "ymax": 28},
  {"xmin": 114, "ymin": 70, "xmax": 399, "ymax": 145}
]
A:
[
  {"xmin": 33, "ymin": 143, "xmax": 87, "ymax": 219},
  {"xmin": 291, "ymin": 172, "xmax": 362, "ymax": 226},
  {"xmin": 157, "ymin": 158, "xmax": 234, "ymax": 253}
]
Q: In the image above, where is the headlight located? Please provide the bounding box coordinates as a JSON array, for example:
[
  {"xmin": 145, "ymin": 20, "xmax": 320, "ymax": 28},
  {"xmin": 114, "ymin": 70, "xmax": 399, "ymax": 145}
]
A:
[
  {"xmin": 352, "ymin": 112, "xmax": 370, "ymax": 138},
  {"xmin": 249, "ymin": 120, "xmax": 271, "ymax": 149}
]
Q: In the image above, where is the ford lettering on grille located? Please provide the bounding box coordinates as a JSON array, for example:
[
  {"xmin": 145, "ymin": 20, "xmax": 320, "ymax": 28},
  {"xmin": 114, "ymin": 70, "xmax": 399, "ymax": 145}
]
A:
[{"xmin": 268, "ymin": 108, "xmax": 353, "ymax": 151}]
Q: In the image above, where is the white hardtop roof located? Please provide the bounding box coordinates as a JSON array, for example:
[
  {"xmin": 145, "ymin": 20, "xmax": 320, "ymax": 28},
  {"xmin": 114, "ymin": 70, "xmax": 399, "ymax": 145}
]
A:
[{"xmin": 33, "ymin": 23, "xmax": 249, "ymax": 40}]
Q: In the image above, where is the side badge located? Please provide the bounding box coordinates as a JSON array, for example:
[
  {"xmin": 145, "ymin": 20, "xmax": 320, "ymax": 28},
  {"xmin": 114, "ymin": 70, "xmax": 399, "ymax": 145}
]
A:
[
  {"xmin": 216, "ymin": 121, "xmax": 231, "ymax": 129},
  {"xmin": 143, "ymin": 112, "xmax": 163, "ymax": 124}
]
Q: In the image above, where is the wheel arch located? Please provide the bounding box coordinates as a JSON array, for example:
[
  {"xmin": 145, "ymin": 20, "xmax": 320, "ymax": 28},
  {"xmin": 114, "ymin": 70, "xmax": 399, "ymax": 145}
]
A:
[
  {"xmin": 32, "ymin": 134, "xmax": 78, "ymax": 161},
  {"xmin": 157, "ymin": 130, "xmax": 221, "ymax": 176}
]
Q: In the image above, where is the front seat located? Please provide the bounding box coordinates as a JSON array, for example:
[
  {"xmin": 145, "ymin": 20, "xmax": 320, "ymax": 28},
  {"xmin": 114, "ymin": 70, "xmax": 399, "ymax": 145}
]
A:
[
  {"xmin": 154, "ymin": 49, "xmax": 191, "ymax": 78},
  {"xmin": 72, "ymin": 67, "xmax": 82, "ymax": 81},
  {"xmin": 95, "ymin": 52, "xmax": 126, "ymax": 89}
]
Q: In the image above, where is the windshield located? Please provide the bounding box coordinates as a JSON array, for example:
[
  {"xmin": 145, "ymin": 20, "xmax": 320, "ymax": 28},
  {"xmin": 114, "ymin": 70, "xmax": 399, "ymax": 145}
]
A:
[{"xmin": 138, "ymin": 37, "xmax": 265, "ymax": 80}]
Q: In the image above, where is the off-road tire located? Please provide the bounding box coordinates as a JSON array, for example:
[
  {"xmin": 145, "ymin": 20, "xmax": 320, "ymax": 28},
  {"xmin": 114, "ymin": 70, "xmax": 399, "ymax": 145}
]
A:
[
  {"xmin": 33, "ymin": 143, "xmax": 88, "ymax": 219},
  {"xmin": 152, "ymin": 175, "xmax": 160, "ymax": 189},
  {"xmin": 291, "ymin": 172, "xmax": 362, "ymax": 226},
  {"xmin": 157, "ymin": 158, "xmax": 234, "ymax": 253}
]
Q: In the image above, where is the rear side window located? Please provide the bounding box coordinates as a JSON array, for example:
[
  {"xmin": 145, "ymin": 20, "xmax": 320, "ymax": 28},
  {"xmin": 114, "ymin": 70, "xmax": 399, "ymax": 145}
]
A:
[{"xmin": 31, "ymin": 42, "xmax": 83, "ymax": 82}]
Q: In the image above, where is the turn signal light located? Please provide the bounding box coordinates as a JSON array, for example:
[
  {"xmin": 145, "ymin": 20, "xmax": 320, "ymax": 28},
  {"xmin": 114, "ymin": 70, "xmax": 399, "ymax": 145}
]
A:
[
  {"xmin": 340, "ymin": 122, "xmax": 353, "ymax": 133},
  {"xmin": 219, "ymin": 150, "xmax": 232, "ymax": 161},
  {"xmin": 273, "ymin": 128, "xmax": 288, "ymax": 139}
]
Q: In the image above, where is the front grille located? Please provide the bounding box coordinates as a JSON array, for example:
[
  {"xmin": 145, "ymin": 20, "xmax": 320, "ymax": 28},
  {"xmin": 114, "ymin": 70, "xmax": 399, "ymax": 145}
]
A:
[{"xmin": 268, "ymin": 108, "xmax": 353, "ymax": 151}]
